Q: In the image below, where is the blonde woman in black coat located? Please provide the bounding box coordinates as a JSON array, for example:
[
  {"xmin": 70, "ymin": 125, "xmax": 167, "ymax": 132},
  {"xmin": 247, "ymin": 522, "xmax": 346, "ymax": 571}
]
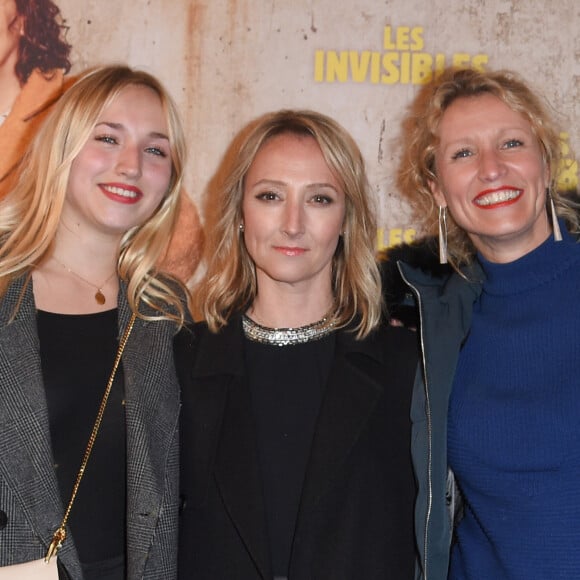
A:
[{"xmin": 176, "ymin": 110, "xmax": 419, "ymax": 580}]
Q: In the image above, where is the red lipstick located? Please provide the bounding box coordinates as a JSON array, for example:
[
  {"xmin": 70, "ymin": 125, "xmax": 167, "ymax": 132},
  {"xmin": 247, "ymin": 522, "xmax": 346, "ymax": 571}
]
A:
[
  {"xmin": 99, "ymin": 183, "xmax": 143, "ymax": 204},
  {"xmin": 473, "ymin": 187, "xmax": 523, "ymax": 209}
]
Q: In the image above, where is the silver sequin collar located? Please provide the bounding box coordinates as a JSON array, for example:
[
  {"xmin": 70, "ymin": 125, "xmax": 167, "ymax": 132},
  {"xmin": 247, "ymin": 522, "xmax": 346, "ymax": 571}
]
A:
[{"xmin": 242, "ymin": 314, "xmax": 335, "ymax": 346}]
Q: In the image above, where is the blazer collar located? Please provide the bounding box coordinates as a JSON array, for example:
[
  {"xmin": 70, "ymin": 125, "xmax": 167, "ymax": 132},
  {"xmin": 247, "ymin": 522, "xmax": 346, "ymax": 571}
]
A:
[
  {"xmin": 294, "ymin": 325, "xmax": 385, "ymax": 531},
  {"xmin": 0, "ymin": 276, "xmax": 82, "ymax": 572},
  {"xmin": 119, "ymin": 285, "xmax": 181, "ymax": 579},
  {"xmin": 187, "ymin": 314, "xmax": 271, "ymax": 577}
]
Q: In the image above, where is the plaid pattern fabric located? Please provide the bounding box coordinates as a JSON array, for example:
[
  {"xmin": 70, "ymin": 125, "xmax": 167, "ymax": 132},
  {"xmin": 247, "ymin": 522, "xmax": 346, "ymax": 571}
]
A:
[{"xmin": 0, "ymin": 278, "xmax": 180, "ymax": 579}]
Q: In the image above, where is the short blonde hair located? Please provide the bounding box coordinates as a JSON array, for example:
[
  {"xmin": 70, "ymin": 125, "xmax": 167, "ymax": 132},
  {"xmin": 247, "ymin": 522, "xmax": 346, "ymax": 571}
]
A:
[
  {"xmin": 0, "ymin": 64, "xmax": 189, "ymax": 323},
  {"xmin": 397, "ymin": 66, "xmax": 577, "ymax": 268},
  {"xmin": 197, "ymin": 109, "xmax": 382, "ymax": 338}
]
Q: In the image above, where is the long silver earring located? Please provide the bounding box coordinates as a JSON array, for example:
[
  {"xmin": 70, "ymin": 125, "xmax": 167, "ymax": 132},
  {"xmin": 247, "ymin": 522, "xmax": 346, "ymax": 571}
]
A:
[
  {"xmin": 438, "ymin": 206, "xmax": 448, "ymax": 264},
  {"xmin": 548, "ymin": 189, "xmax": 562, "ymax": 242}
]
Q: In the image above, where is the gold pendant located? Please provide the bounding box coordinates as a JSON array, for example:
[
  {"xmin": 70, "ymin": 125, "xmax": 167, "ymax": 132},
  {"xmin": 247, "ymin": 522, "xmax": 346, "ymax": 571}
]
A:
[{"xmin": 95, "ymin": 290, "xmax": 106, "ymax": 305}]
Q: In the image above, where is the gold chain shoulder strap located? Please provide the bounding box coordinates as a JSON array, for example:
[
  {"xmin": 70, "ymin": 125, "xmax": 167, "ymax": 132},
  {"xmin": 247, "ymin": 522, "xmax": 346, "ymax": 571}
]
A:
[{"xmin": 45, "ymin": 311, "xmax": 138, "ymax": 563}]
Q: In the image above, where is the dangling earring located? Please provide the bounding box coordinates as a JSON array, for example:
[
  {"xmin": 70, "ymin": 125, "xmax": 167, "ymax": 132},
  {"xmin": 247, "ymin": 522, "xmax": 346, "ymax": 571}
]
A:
[
  {"xmin": 548, "ymin": 189, "xmax": 562, "ymax": 242},
  {"xmin": 438, "ymin": 206, "xmax": 448, "ymax": 264},
  {"xmin": 239, "ymin": 223, "xmax": 245, "ymax": 233}
]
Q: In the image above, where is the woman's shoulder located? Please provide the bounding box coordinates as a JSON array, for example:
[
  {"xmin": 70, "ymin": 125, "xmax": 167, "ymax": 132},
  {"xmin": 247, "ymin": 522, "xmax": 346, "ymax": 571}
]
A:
[
  {"xmin": 339, "ymin": 318, "xmax": 419, "ymax": 377},
  {"xmin": 173, "ymin": 322, "xmax": 200, "ymax": 386},
  {"xmin": 173, "ymin": 317, "xmax": 239, "ymax": 361},
  {"xmin": 174, "ymin": 320, "xmax": 206, "ymax": 353},
  {"xmin": 173, "ymin": 317, "xmax": 245, "ymax": 388}
]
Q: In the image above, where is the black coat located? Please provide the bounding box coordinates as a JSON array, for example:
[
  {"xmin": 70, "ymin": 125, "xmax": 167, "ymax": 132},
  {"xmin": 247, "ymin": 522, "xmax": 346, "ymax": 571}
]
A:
[{"xmin": 175, "ymin": 314, "xmax": 419, "ymax": 580}]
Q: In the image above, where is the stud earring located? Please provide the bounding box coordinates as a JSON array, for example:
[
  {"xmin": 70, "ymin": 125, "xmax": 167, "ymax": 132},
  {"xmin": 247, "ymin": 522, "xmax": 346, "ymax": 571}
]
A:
[{"xmin": 239, "ymin": 223, "xmax": 244, "ymax": 233}]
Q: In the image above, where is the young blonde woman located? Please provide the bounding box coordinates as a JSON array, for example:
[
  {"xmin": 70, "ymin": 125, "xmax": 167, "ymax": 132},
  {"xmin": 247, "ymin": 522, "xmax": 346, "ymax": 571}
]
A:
[{"xmin": 0, "ymin": 65, "xmax": 189, "ymax": 579}]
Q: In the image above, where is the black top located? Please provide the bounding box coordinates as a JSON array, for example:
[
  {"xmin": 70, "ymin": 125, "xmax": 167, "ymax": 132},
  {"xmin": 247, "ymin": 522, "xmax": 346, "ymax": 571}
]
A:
[
  {"xmin": 38, "ymin": 309, "xmax": 126, "ymax": 580},
  {"xmin": 244, "ymin": 333, "xmax": 335, "ymax": 577}
]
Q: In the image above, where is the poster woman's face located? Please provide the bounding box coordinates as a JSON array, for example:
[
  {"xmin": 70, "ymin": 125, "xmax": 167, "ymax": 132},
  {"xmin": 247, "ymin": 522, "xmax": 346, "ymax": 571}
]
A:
[{"xmin": 0, "ymin": 0, "xmax": 22, "ymax": 75}]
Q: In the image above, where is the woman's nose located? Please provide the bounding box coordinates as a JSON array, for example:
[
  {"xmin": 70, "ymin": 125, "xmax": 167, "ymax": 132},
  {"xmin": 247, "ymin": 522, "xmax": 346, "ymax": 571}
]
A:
[
  {"xmin": 478, "ymin": 148, "xmax": 507, "ymax": 182},
  {"xmin": 116, "ymin": 145, "xmax": 142, "ymax": 179},
  {"xmin": 281, "ymin": 201, "xmax": 305, "ymax": 236}
]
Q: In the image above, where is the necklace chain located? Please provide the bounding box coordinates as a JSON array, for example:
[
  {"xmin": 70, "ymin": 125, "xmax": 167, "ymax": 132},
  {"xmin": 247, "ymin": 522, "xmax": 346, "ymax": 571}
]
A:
[
  {"xmin": 242, "ymin": 314, "xmax": 335, "ymax": 346},
  {"xmin": 53, "ymin": 257, "xmax": 117, "ymax": 305}
]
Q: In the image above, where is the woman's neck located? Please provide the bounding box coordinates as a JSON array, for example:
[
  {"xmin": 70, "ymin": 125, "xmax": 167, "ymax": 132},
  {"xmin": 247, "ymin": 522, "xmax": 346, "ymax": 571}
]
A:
[
  {"xmin": 52, "ymin": 222, "xmax": 122, "ymax": 275},
  {"xmin": 32, "ymin": 235, "xmax": 121, "ymax": 315}
]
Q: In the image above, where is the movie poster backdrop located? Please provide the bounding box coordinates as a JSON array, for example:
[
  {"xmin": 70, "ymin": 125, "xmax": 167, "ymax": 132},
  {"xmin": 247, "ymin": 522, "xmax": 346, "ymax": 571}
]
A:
[{"xmin": 12, "ymin": 0, "xmax": 580, "ymax": 254}]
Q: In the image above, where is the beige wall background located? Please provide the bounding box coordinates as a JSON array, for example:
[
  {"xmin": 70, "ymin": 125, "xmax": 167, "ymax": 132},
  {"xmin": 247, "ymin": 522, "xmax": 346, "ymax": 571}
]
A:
[{"xmin": 58, "ymin": 0, "xmax": 579, "ymax": 250}]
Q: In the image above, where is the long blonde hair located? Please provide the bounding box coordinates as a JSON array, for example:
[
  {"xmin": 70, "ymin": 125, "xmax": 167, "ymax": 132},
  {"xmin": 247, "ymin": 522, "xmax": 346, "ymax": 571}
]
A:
[
  {"xmin": 397, "ymin": 66, "xmax": 577, "ymax": 268},
  {"xmin": 197, "ymin": 109, "xmax": 382, "ymax": 338},
  {"xmin": 0, "ymin": 64, "xmax": 189, "ymax": 323}
]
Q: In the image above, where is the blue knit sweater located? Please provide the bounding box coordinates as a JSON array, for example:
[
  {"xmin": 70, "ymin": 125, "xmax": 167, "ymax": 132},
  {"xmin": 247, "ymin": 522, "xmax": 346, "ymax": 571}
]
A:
[{"xmin": 447, "ymin": 227, "xmax": 580, "ymax": 579}]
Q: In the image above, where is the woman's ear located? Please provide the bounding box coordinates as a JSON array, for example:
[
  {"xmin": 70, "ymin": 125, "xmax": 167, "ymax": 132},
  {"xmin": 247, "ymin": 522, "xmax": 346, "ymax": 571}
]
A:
[
  {"xmin": 428, "ymin": 179, "xmax": 447, "ymax": 208},
  {"xmin": 9, "ymin": 12, "xmax": 24, "ymax": 36}
]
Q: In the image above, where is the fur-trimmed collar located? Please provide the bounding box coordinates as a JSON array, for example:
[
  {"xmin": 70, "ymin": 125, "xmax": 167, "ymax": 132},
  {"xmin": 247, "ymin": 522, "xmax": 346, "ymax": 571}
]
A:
[{"xmin": 379, "ymin": 237, "xmax": 452, "ymax": 327}]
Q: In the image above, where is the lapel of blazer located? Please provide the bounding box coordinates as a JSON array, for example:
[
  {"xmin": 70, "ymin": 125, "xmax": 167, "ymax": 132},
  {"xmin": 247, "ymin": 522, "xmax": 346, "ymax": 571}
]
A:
[
  {"xmin": 293, "ymin": 327, "xmax": 385, "ymax": 535},
  {"xmin": 0, "ymin": 277, "xmax": 82, "ymax": 572},
  {"xmin": 193, "ymin": 315, "xmax": 273, "ymax": 580},
  {"xmin": 120, "ymin": 288, "xmax": 181, "ymax": 579}
]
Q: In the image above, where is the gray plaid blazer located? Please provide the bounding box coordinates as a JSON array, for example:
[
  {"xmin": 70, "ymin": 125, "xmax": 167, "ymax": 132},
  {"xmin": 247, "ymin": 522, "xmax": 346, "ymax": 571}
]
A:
[{"xmin": 0, "ymin": 276, "xmax": 180, "ymax": 579}]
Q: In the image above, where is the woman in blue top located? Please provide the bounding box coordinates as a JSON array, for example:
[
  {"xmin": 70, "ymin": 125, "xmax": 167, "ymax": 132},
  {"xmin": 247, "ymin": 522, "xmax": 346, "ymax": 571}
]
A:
[{"xmin": 393, "ymin": 66, "xmax": 580, "ymax": 579}]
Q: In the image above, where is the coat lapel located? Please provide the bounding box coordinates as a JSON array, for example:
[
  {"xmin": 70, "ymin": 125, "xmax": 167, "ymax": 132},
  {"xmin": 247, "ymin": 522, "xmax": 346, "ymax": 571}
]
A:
[
  {"xmin": 294, "ymin": 329, "xmax": 384, "ymax": 531},
  {"xmin": 0, "ymin": 277, "xmax": 81, "ymax": 573},
  {"xmin": 194, "ymin": 317, "xmax": 273, "ymax": 579},
  {"xmin": 120, "ymin": 293, "xmax": 181, "ymax": 579}
]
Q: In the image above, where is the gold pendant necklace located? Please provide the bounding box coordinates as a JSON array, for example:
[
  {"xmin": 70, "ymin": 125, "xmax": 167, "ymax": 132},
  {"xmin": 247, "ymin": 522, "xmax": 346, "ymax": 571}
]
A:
[{"xmin": 53, "ymin": 257, "xmax": 117, "ymax": 305}]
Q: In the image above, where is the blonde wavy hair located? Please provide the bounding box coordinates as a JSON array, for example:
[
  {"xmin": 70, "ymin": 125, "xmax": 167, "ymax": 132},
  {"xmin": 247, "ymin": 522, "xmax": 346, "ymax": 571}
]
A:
[
  {"xmin": 0, "ymin": 64, "xmax": 189, "ymax": 324},
  {"xmin": 397, "ymin": 66, "xmax": 578, "ymax": 269},
  {"xmin": 197, "ymin": 109, "xmax": 382, "ymax": 338}
]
